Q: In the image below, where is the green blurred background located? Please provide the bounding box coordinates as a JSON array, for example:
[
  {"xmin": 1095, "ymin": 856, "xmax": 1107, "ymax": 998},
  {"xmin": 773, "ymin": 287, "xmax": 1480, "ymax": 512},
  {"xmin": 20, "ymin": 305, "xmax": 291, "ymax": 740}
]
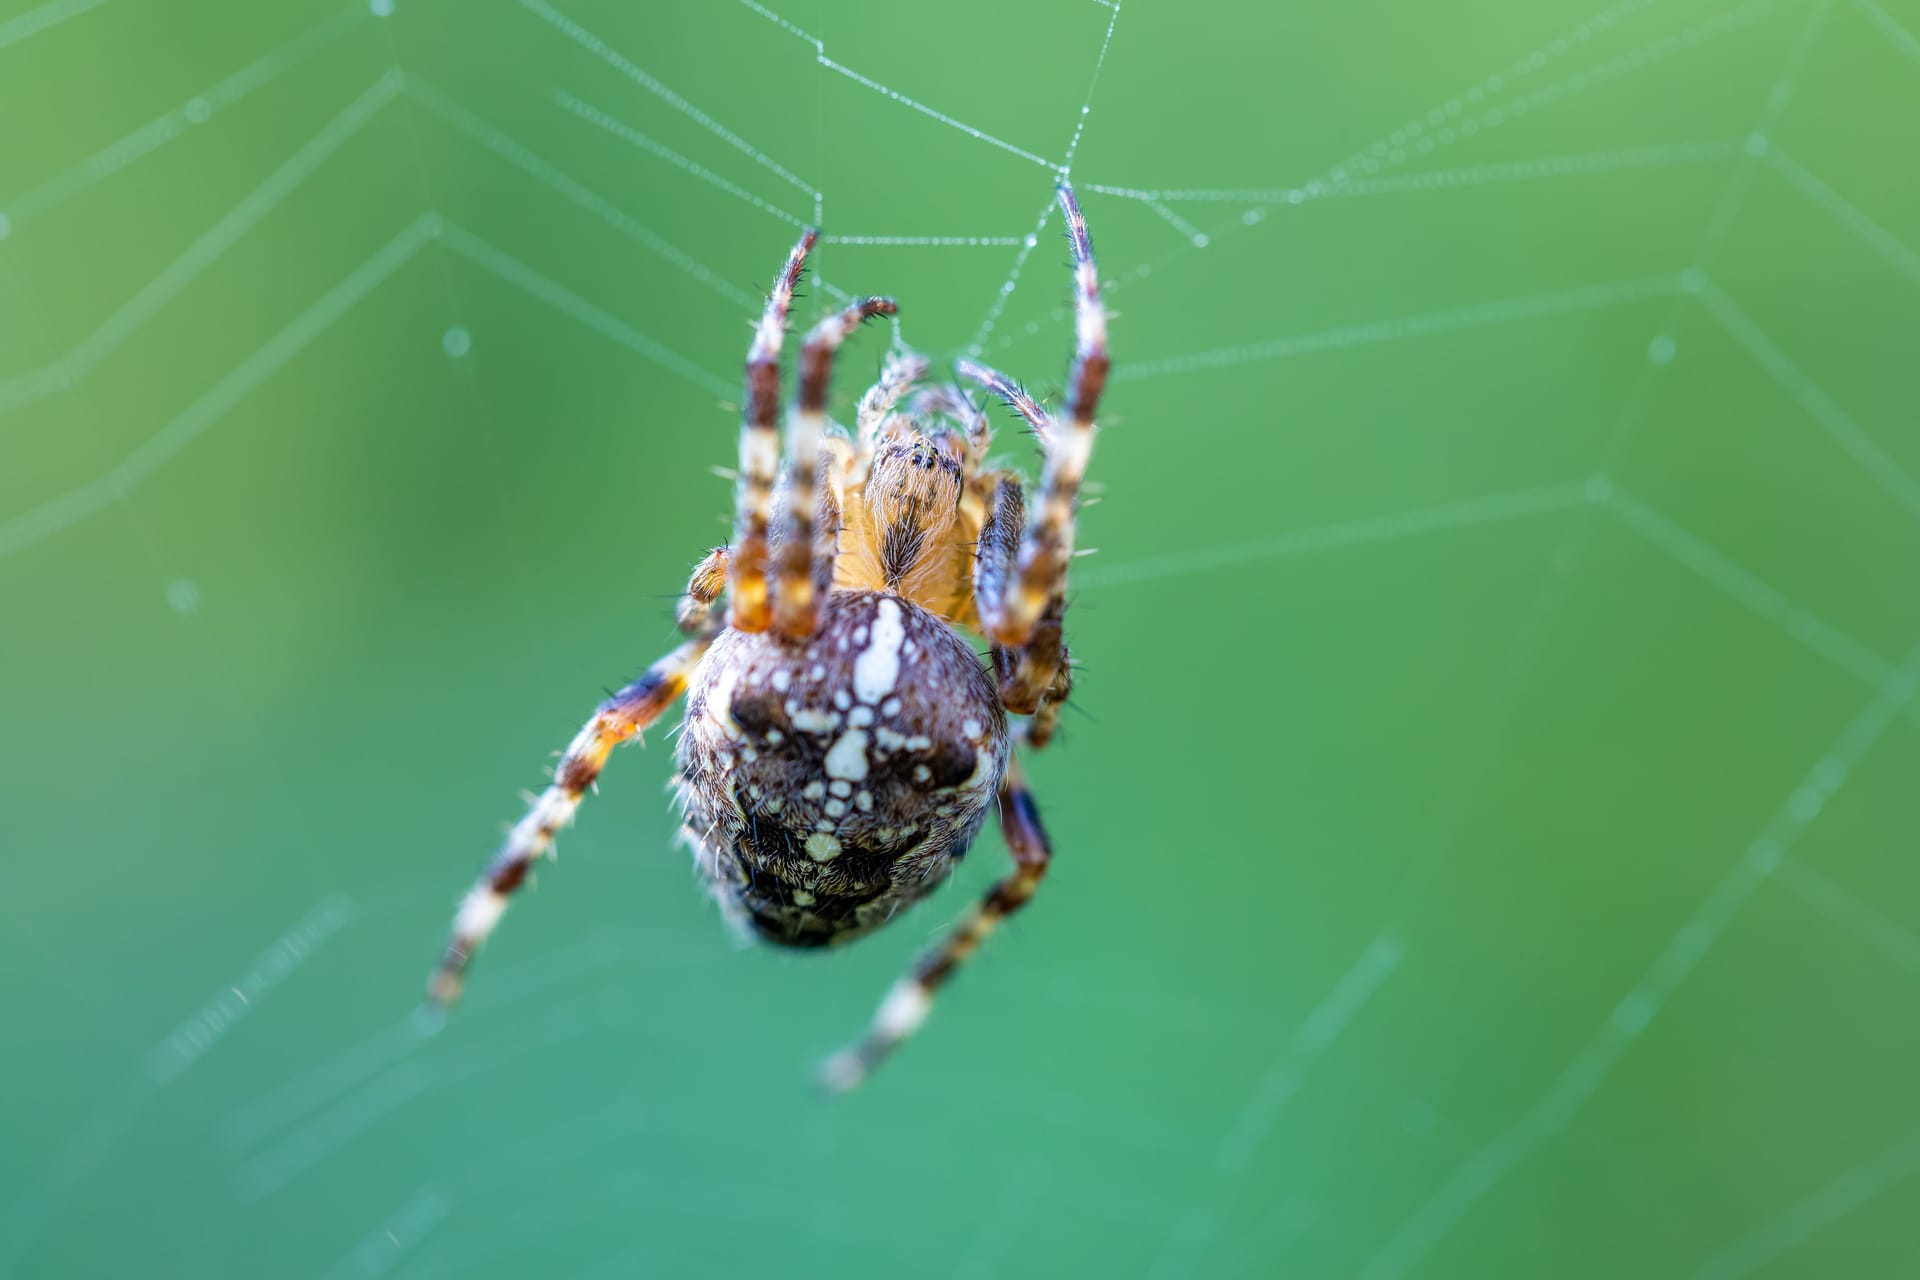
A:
[{"xmin": 3, "ymin": 0, "xmax": 1917, "ymax": 1275}]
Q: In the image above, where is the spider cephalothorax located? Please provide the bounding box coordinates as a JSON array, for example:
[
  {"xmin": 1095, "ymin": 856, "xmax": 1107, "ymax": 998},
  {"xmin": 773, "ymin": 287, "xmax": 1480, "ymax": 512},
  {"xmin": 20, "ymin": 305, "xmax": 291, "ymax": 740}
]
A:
[{"xmin": 429, "ymin": 184, "xmax": 1108, "ymax": 1090}]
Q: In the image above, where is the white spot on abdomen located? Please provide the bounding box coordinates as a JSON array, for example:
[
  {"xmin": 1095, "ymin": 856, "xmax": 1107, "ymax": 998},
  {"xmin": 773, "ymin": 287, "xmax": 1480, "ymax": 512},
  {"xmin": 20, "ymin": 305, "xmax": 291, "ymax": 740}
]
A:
[
  {"xmin": 854, "ymin": 598, "xmax": 906, "ymax": 704},
  {"xmin": 805, "ymin": 832, "xmax": 843, "ymax": 861},
  {"xmin": 825, "ymin": 729, "xmax": 870, "ymax": 781},
  {"xmin": 790, "ymin": 707, "xmax": 839, "ymax": 735}
]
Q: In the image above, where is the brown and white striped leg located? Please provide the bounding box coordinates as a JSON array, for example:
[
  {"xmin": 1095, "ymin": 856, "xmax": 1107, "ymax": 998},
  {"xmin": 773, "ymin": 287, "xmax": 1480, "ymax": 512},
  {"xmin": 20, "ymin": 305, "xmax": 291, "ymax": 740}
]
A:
[
  {"xmin": 855, "ymin": 350, "xmax": 928, "ymax": 472},
  {"xmin": 809, "ymin": 454, "xmax": 844, "ymax": 606},
  {"xmin": 674, "ymin": 546, "xmax": 730, "ymax": 632},
  {"xmin": 973, "ymin": 473, "xmax": 1024, "ymax": 642},
  {"xmin": 986, "ymin": 183, "xmax": 1107, "ymax": 650},
  {"xmin": 994, "ymin": 598, "xmax": 1064, "ymax": 716},
  {"xmin": 1025, "ymin": 655, "xmax": 1073, "ymax": 751},
  {"xmin": 973, "ymin": 473, "xmax": 1068, "ymax": 724},
  {"xmin": 820, "ymin": 755, "xmax": 1052, "ymax": 1092},
  {"xmin": 729, "ymin": 229, "xmax": 816, "ymax": 634},
  {"xmin": 427, "ymin": 626, "xmax": 717, "ymax": 1009},
  {"xmin": 956, "ymin": 357, "xmax": 1051, "ymax": 447},
  {"xmin": 772, "ymin": 294, "xmax": 896, "ymax": 639}
]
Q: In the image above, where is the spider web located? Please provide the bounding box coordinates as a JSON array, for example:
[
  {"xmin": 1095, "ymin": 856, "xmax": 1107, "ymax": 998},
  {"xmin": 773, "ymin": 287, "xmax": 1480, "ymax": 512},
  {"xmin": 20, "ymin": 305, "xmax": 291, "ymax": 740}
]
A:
[{"xmin": 1, "ymin": 0, "xmax": 1917, "ymax": 1276}]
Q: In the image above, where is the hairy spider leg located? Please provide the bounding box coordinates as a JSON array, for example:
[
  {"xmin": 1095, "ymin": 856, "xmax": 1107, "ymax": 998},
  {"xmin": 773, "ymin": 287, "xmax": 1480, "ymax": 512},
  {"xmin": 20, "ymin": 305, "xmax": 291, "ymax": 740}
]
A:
[
  {"xmin": 729, "ymin": 229, "xmax": 816, "ymax": 634},
  {"xmin": 854, "ymin": 351, "xmax": 929, "ymax": 475},
  {"xmin": 427, "ymin": 623, "xmax": 717, "ymax": 1008},
  {"xmin": 773, "ymin": 296, "xmax": 897, "ymax": 640},
  {"xmin": 995, "ymin": 596, "xmax": 1067, "ymax": 719},
  {"xmin": 807, "ymin": 454, "xmax": 844, "ymax": 611},
  {"xmin": 675, "ymin": 546, "xmax": 730, "ymax": 632},
  {"xmin": 958, "ymin": 182, "xmax": 1104, "ymax": 728},
  {"xmin": 965, "ymin": 454, "xmax": 1066, "ymax": 717},
  {"xmin": 820, "ymin": 754, "xmax": 1051, "ymax": 1092},
  {"xmin": 1019, "ymin": 652, "xmax": 1073, "ymax": 750},
  {"xmin": 953, "ymin": 358, "xmax": 1050, "ymax": 445},
  {"xmin": 972, "ymin": 473, "xmax": 1026, "ymax": 647},
  {"xmin": 1003, "ymin": 184, "xmax": 1106, "ymax": 648}
]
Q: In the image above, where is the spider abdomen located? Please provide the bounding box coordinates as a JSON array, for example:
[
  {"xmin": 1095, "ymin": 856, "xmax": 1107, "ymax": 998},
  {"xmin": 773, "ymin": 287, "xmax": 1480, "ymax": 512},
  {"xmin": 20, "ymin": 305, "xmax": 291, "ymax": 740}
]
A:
[{"xmin": 676, "ymin": 590, "xmax": 1010, "ymax": 948}]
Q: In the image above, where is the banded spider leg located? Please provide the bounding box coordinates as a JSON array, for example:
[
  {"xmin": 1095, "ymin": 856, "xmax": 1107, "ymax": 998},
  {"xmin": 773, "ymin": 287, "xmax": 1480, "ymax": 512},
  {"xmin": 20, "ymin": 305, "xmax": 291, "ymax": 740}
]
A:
[{"xmin": 821, "ymin": 183, "xmax": 1106, "ymax": 1088}]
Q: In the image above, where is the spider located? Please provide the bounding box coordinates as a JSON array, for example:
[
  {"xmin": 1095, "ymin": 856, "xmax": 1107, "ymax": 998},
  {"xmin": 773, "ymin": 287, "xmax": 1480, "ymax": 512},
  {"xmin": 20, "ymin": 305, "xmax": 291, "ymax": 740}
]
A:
[{"xmin": 428, "ymin": 183, "xmax": 1108, "ymax": 1091}]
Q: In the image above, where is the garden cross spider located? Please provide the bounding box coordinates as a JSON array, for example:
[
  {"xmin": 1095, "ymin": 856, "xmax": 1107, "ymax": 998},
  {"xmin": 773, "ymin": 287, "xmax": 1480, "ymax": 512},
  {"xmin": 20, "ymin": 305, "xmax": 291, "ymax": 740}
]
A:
[{"xmin": 428, "ymin": 183, "xmax": 1107, "ymax": 1090}]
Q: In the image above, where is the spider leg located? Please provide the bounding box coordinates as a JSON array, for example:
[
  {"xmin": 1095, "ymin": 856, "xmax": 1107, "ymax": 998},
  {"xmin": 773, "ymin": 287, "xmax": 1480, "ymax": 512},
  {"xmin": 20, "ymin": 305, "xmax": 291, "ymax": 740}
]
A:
[
  {"xmin": 972, "ymin": 473, "xmax": 1026, "ymax": 650},
  {"xmin": 855, "ymin": 350, "xmax": 928, "ymax": 475},
  {"xmin": 960, "ymin": 184, "xmax": 1102, "ymax": 732},
  {"xmin": 810, "ymin": 453, "xmax": 845, "ymax": 608},
  {"xmin": 971, "ymin": 474, "xmax": 1071, "ymax": 737},
  {"xmin": 954, "ymin": 357, "xmax": 1050, "ymax": 446},
  {"xmin": 960, "ymin": 184, "xmax": 1106, "ymax": 651},
  {"xmin": 993, "ymin": 597, "xmax": 1065, "ymax": 716},
  {"xmin": 819, "ymin": 754, "xmax": 1051, "ymax": 1092},
  {"xmin": 1025, "ymin": 653, "xmax": 1073, "ymax": 751},
  {"xmin": 772, "ymin": 295, "xmax": 896, "ymax": 639},
  {"xmin": 674, "ymin": 546, "xmax": 730, "ymax": 632},
  {"xmin": 729, "ymin": 230, "xmax": 816, "ymax": 634},
  {"xmin": 427, "ymin": 623, "xmax": 718, "ymax": 1008}
]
